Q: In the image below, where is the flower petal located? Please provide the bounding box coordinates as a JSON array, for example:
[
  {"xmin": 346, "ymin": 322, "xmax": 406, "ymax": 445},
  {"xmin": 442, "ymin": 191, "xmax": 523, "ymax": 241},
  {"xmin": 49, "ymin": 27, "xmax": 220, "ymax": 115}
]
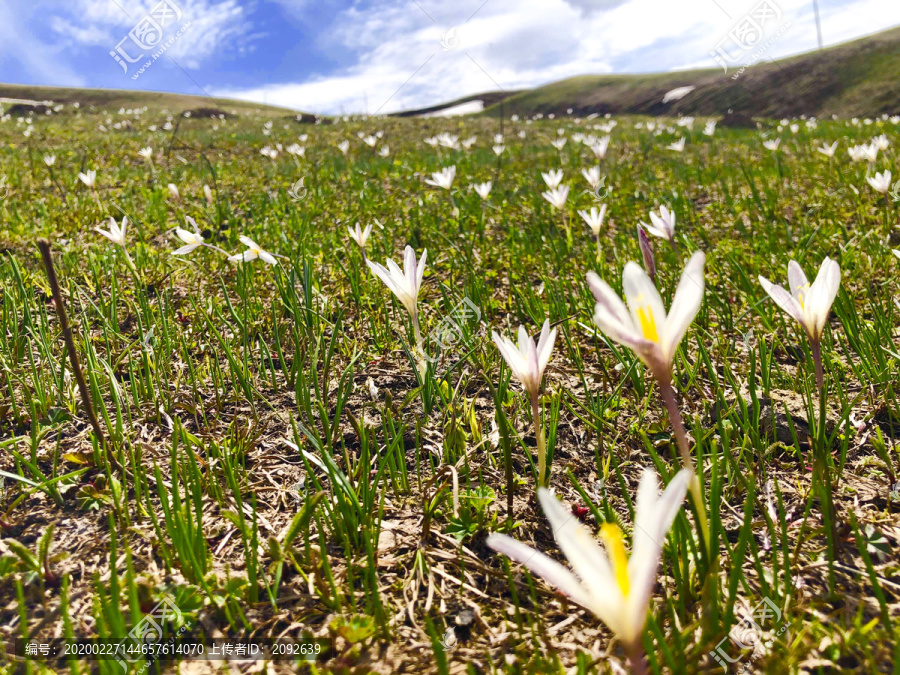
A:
[
  {"xmin": 622, "ymin": 262, "xmax": 666, "ymax": 341},
  {"xmin": 661, "ymin": 251, "xmax": 705, "ymax": 362},
  {"xmin": 535, "ymin": 320, "xmax": 557, "ymax": 380},
  {"xmin": 492, "ymin": 332, "xmax": 528, "ymax": 384},
  {"xmin": 403, "ymin": 245, "xmax": 416, "ymax": 287},
  {"xmin": 176, "ymin": 228, "xmax": 197, "ymax": 245},
  {"xmin": 758, "ymin": 276, "xmax": 803, "ymax": 323},
  {"xmin": 368, "ymin": 259, "xmax": 413, "ymax": 312},
  {"xmin": 787, "ymin": 260, "xmax": 808, "ymax": 298},
  {"xmin": 416, "ymin": 249, "xmax": 427, "ymax": 295},
  {"xmin": 537, "ymin": 489, "xmax": 622, "ymax": 612},
  {"xmin": 626, "ymin": 468, "xmax": 690, "ymax": 641},
  {"xmin": 587, "ymin": 271, "xmax": 653, "ymax": 352},
  {"xmin": 485, "ymin": 533, "xmax": 594, "ymax": 610},
  {"xmin": 805, "ymin": 257, "xmax": 840, "ymax": 338}
]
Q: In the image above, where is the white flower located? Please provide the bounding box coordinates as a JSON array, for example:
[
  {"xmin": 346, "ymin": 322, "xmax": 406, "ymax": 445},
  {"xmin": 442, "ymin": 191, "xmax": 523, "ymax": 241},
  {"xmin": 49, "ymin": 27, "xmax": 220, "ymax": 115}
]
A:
[
  {"xmin": 492, "ymin": 320, "xmax": 557, "ymax": 401},
  {"xmin": 551, "ymin": 138, "xmax": 567, "ymax": 151},
  {"xmin": 578, "ymin": 205, "xmax": 607, "ymax": 235},
  {"xmin": 763, "ymin": 138, "xmax": 781, "ymax": 151},
  {"xmin": 286, "ymin": 144, "xmax": 305, "ymax": 157},
  {"xmin": 461, "ymin": 136, "xmax": 478, "ymax": 150},
  {"xmin": 378, "ymin": 145, "xmax": 390, "ymax": 157},
  {"xmin": 666, "ymin": 137, "xmax": 685, "ymax": 152},
  {"xmin": 492, "ymin": 144, "xmax": 505, "ymax": 156},
  {"xmin": 758, "ymin": 257, "xmax": 840, "ymax": 343},
  {"xmin": 586, "ymin": 251, "xmax": 705, "ymax": 380},
  {"xmin": 703, "ymin": 120, "xmax": 716, "ymax": 136},
  {"xmin": 338, "ymin": 140, "xmax": 350, "ymax": 154},
  {"xmin": 96, "ymin": 216, "xmax": 127, "ymax": 247},
  {"xmin": 78, "ymin": 170, "xmax": 97, "ymax": 188},
  {"xmin": 367, "ymin": 245, "xmax": 427, "ymax": 320},
  {"xmin": 816, "ymin": 142, "xmax": 838, "ymax": 158},
  {"xmin": 473, "ymin": 181, "xmax": 492, "ymax": 200},
  {"xmin": 173, "ymin": 216, "xmax": 204, "ymax": 255},
  {"xmin": 229, "ymin": 236, "xmax": 278, "ymax": 265},
  {"xmin": 138, "ymin": 147, "xmax": 153, "ymax": 161},
  {"xmin": 872, "ymin": 134, "xmax": 890, "ymax": 151},
  {"xmin": 541, "ymin": 169, "xmax": 564, "ymax": 190},
  {"xmin": 43, "ymin": 154, "xmax": 56, "ymax": 166},
  {"xmin": 348, "ymin": 222, "xmax": 373, "ymax": 249},
  {"xmin": 867, "ymin": 170, "xmax": 892, "ymax": 194},
  {"xmin": 167, "ymin": 183, "xmax": 180, "ymax": 201},
  {"xmin": 644, "ymin": 205, "xmax": 676, "ymax": 242},
  {"xmin": 260, "ymin": 146, "xmax": 279, "ymax": 160},
  {"xmin": 582, "ymin": 166, "xmax": 602, "ymax": 189},
  {"xmin": 848, "ymin": 143, "xmax": 877, "ymax": 163},
  {"xmin": 542, "ymin": 185, "xmax": 569, "ymax": 210},
  {"xmin": 487, "ymin": 468, "xmax": 691, "ymax": 647},
  {"xmin": 424, "ymin": 166, "xmax": 456, "ymax": 190},
  {"xmin": 436, "ymin": 133, "xmax": 460, "ymax": 150},
  {"xmin": 590, "ymin": 136, "xmax": 611, "ymax": 159},
  {"xmin": 493, "ymin": 133, "xmax": 504, "ymax": 144}
]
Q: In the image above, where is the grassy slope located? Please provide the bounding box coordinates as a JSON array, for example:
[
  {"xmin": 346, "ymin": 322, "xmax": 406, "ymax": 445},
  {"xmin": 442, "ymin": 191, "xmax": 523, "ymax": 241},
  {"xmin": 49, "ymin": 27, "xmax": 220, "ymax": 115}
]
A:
[
  {"xmin": 479, "ymin": 26, "xmax": 900, "ymax": 118},
  {"xmin": 0, "ymin": 82, "xmax": 298, "ymax": 116}
]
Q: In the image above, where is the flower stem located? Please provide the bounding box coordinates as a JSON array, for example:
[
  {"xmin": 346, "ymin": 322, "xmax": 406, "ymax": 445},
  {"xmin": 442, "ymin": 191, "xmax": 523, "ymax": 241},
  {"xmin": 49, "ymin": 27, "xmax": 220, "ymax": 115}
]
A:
[
  {"xmin": 659, "ymin": 378, "xmax": 693, "ymax": 472},
  {"xmin": 38, "ymin": 240, "xmax": 106, "ymax": 450},
  {"xmin": 659, "ymin": 377, "xmax": 710, "ymax": 554},
  {"xmin": 810, "ymin": 339, "xmax": 836, "ymax": 595},
  {"xmin": 626, "ymin": 640, "xmax": 648, "ymax": 675},
  {"xmin": 480, "ymin": 202, "xmax": 486, "ymax": 243},
  {"xmin": 412, "ymin": 311, "xmax": 424, "ymax": 357},
  {"xmin": 531, "ymin": 393, "xmax": 546, "ymax": 488}
]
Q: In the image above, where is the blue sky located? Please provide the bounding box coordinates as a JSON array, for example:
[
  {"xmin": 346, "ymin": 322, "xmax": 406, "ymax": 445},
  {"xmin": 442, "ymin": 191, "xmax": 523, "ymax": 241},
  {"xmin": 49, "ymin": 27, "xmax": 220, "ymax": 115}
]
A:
[{"xmin": 0, "ymin": 0, "xmax": 897, "ymax": 114}]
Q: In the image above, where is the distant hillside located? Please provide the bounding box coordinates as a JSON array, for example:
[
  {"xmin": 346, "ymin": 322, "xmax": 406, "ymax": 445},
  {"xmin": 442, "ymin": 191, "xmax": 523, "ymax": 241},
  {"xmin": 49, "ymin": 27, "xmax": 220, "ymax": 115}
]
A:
[
  {"xmin": 0, "ymin": 83, "xmax": 299, "ymax": 117},
  {"xmin": 399, "ymin": 26, "xmax": 900, "ymax": 119}
]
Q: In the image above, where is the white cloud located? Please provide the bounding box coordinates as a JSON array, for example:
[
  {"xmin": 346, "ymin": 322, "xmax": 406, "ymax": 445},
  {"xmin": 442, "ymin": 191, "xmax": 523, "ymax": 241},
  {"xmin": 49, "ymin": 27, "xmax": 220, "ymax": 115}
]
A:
[
  {"xmin": 215, "ymin": 0, "xmax": 900, "ymax": 115},
  {"xmin": 216, "ymin": 0, "xmax": 616, "ymax": 114},
  {"xmin": 50, "ymin": 0, "xmax": 253, "ymax": 68}
]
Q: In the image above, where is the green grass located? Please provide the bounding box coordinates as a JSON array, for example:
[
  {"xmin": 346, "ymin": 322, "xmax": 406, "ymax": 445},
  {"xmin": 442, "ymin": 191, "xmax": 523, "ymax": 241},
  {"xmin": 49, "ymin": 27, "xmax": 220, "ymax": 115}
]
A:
[{"xmin": 0, "ymin": 104, "xmax": 898, "ymax": 674}]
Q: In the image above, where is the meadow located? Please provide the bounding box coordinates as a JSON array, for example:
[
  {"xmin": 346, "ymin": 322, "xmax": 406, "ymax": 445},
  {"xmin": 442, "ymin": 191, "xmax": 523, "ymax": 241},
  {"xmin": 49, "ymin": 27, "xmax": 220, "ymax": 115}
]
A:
[{"xmin": 0, "ymin": 102, "xmax": 898, "ymax": 673}]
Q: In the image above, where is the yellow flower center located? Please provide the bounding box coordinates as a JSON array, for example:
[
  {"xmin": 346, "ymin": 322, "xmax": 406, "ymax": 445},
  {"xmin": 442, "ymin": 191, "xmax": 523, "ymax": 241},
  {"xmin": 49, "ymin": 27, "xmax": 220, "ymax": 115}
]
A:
[
  {"xmin": 635, "ymin": 298, "xmax": 660, "ymax": 343},
  {"xmin": 796, "ymin": 282, "xmax": 810, "ymax": 309},
  {"xmin": 600, "ymin": 523, "xmax": 630, "ymax": 596}
]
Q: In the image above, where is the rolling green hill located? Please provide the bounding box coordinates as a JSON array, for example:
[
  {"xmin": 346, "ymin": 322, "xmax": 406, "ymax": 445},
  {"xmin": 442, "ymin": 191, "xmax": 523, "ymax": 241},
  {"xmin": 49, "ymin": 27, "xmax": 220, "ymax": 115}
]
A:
[
  {"xmin": 402, "ymin": 26, "xmax": 900, "ymax": 120},
  {"xmin": 0, "ymin": 83, "xmax": 298, "ymax": 117}
]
